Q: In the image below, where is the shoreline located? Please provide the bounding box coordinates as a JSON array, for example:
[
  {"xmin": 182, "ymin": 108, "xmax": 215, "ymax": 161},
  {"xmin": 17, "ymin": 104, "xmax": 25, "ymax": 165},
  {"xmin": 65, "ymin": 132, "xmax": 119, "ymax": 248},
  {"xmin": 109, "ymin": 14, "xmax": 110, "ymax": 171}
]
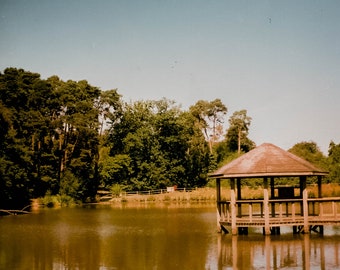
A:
[{"xmin": 5, "ymin": 184, "xmax": 338, "ymax": 211}]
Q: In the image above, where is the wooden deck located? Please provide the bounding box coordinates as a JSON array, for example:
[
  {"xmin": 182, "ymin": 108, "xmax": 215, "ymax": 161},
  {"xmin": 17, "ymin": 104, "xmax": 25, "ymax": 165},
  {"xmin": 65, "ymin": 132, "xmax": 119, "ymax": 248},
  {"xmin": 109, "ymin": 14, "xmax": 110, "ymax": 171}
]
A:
[{"xmin": 218, "ymin": 197, "xmax": 340, "ymax": 234}]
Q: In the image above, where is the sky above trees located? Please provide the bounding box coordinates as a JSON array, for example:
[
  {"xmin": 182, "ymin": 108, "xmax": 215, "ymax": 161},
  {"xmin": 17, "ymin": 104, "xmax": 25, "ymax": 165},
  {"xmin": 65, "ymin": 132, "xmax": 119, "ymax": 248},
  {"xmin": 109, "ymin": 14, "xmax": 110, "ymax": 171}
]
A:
[{"xmin": 1, "ymin": 0, "xmax": 340, "ymax": 153}]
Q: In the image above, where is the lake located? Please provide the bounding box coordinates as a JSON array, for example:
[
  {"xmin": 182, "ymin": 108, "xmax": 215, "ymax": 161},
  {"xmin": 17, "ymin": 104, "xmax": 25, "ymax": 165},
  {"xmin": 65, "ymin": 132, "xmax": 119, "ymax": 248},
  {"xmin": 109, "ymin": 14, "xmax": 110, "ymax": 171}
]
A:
[{"xmin": 1, "ymin": 203, "xmax": 340, "ymax": 269}]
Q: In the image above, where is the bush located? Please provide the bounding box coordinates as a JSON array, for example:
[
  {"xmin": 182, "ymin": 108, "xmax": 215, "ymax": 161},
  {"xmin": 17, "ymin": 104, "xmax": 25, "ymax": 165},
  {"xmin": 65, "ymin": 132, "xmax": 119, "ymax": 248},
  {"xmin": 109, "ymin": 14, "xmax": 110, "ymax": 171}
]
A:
[
  {"xmin": 110, "ymin": 184, "xmax": 123, "ymax": 197},
  {"xmin": 59, "ymin": 170, "xmax": 81, "ymax": 199},
  {"xmin": 41, "ymin": 191, "xmax": 76, "ymax": 207},
  {"xmin": 57, "ymin": 194, "xmax": 75, "ymax": 207},
  {"xmin": 41, "ymin": 192, "xmax": 58, "ymax": 208}
]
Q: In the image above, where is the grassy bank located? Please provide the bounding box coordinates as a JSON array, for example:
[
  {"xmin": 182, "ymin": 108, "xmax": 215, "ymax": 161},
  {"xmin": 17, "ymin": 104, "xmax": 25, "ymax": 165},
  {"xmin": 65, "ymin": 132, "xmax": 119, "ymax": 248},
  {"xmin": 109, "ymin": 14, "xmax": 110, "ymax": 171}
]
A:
[
  {"xmin": 105, "ymin": 183, "xmax": 340, "ymax": 205},
  {"xmin": 36, "ymin": 183, "xmax": 340, "ymax": 208},
  {"xmin": 109, "ymin": 187, "xmax": 217, "ymax": 204}
]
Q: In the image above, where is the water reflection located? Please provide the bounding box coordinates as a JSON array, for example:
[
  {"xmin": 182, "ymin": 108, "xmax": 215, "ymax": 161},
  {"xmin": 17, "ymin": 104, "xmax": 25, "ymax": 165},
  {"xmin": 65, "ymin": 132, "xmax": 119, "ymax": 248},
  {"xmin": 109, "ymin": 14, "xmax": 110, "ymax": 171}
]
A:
[
  {"xmin": 0, "ymin": 206, "xmax": 340, "ymax": 269},
  {"xmin": 0, "ymin": 206, "xmax": 216, "ymax": 270},
  {"xmin": 217, "ymin": 232, "xmax": 340, "ymax": 269}
]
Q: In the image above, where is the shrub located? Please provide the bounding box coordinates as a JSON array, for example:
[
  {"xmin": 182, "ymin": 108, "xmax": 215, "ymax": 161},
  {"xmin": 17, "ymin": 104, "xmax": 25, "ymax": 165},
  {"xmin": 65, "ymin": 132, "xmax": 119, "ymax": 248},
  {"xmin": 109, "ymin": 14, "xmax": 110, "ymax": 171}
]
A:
[{"xmin": 110, "ymin": 184, "xmax": 123, "ymax": 197}]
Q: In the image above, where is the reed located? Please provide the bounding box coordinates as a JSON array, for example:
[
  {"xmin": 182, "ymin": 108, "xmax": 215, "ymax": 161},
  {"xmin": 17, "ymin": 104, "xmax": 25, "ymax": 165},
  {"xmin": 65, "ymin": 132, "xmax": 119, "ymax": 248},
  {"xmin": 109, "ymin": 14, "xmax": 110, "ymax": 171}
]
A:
[{"xmin": 308, "ymin": 183, "xmax": 340, "ymax": 198}]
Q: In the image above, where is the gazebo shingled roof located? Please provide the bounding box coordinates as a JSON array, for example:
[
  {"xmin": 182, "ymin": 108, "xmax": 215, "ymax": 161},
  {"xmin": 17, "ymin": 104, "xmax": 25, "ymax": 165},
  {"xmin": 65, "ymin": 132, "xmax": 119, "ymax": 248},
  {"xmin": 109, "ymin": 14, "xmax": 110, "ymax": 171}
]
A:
[{"xmin": 210, "ymin": 143, "xmax": 328, "ymax": 178}]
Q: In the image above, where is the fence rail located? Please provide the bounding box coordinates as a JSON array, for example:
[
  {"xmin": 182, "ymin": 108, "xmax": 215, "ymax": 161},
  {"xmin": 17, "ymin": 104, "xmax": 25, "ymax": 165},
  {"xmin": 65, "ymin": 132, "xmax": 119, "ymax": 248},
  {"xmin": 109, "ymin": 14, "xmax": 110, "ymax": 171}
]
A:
[
  {"xmin": 218, "ymin": 197, "xmax": 340, "ymax": 226},
  {"xmin": 124, "ymin": 187, "xmax": 196, "ymax": 196},
  {"xmin": 99, "ymin": 187, "xmax": 197, "ymax": 200}
]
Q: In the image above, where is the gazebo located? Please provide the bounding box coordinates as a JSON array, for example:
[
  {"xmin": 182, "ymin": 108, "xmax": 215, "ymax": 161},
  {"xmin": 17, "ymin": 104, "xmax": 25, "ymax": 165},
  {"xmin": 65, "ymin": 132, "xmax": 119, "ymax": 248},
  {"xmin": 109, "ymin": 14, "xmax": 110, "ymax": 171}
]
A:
[{"xmin": 209, "ymin": 143, "xmax": 335, "ymax": 235}]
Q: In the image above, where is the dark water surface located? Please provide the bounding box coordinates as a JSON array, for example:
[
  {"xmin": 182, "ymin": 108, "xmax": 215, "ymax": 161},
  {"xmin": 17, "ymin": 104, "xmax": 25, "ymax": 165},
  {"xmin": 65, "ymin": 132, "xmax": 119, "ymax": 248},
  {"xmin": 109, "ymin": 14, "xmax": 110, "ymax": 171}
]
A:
[{"xmin": 1, "ymin": 204, "xmax": 340, "ymax": 269}]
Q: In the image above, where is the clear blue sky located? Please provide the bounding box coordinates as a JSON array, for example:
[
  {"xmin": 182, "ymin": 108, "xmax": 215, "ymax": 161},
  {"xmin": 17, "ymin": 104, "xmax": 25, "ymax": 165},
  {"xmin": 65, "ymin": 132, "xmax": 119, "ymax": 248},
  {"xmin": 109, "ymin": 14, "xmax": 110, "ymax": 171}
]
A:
[{"xmin": 1, "ymin": 0, "xmax": 340, "ymax": 153}]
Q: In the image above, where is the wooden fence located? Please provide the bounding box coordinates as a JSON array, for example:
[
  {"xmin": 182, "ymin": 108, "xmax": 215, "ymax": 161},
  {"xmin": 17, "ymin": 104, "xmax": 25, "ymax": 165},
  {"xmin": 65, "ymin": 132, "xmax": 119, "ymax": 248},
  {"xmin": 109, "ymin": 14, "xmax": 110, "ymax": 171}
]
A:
[{"xmin": 98, "ymin": 187, "xmax": 197, "ymax": 200}]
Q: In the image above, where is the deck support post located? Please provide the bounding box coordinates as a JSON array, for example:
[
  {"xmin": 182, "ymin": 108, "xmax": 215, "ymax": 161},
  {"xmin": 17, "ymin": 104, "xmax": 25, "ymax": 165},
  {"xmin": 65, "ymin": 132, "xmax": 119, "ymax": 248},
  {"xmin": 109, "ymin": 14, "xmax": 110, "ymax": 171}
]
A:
[
  {"xmin": 230, "ymin": 178, "xmax": 237, "ymax": 235},
  {"xmin": 237, "ymin": 178, "xmax": 242, "ymax": 217},
  {"xmin": 301, "ymin": 176, "xmax": 309, "ymax": 233},
  {"xmin": 263, "ymin": 177, "xmax": 271, "ymax": 235},
  {"xmin": 216, "ymin": 178, "xmax": 221, "ymax": 232},
  {"xmin": 317, "ymin": 176, "xmax": 322, "ymax": 198},
  {"xmin": 237, "ymin": 178, "xmax": 242, "ymax": 200},
  {"xmin": 270, "ymin": 177, "xmax": 275, "ymax": 217}
]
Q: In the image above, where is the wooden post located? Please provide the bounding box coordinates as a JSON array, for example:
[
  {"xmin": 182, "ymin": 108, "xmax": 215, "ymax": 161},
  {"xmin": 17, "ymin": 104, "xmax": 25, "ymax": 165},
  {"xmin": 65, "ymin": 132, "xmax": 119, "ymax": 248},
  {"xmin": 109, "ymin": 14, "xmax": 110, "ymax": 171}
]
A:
[
  {"xmin": 237, "ymin": 178, "xmax": 242, "ymax": 217},
  {"xmin": 301, "ymin": 176, "xmax": 309, "ymax": 233},
  {"xmin": 263, "ymin": 177, "xmax": 271, "ymax": 235},
  {"xmin": 317, "ymin": 176, "xmax": 322, "ymax": 198},
  {"xmin": 216, "ymin": 178, "xmax": 221, "ymax": 203},
  {"xmin": 237, "ymin": 178, "xmax": 242, "ymax": 200},
  {"xmin": 216, "ymin": 178, "xmax": 221, "ymax": 232},
  {"xmin": 270, "ymin": 177, "xmax": 275, "ymax": 198},
  {"xmin": 270, "ymin": 177, "xmax": 275, "ymax": 217},
  {"xmin": 230, "ymin": 178, "xmax": 237, "ymax": 235}
]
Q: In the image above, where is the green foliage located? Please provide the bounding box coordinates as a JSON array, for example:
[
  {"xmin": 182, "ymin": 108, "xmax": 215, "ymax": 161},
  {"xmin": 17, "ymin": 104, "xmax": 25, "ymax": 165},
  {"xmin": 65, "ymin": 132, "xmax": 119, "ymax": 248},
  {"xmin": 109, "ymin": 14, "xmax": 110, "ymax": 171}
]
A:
[
  {"xmin": 41, "ymin": 191, "xmax": 59, "ymax": 208},
  {"xmin": 99, "ymin": 154, "xmax": 132, "ymax": 187},
  {"xmin": 59, "ymin": 170, "xmax": 81, "ymax": 200},
  {"xmin": 225, "ymin": 110, "xmax": 255, "ymax": 154},
  {"xmin": 5, "ymin": 67, "xmax": 339, "ymax": 208},
  {"xmin": 189, "ymin": 99, "xmax": 227, "ymax": 153},
  {"xmin": 288, "ymin": 141, "xmax": 330, "ymax": 183},
  {"xmin": 0, "ymin": 67, "xmax": 122, "ymax": 208},
  {"xmin": 215, "ymin": 149, "xmax": 240, "ymax": 167},
  {"xmin": 0, "ymin": 69, "xmax": 215, "ymax": 209},
  {"xmin": 289, "ymin": 141, "xmax": 327, "ymax": 168},
  {"xmin": 110, "ymin": 184, "xmax": 123, "ymax": 197},
  {"xmin": 328, "ymin": 141, "xmax": 340, "ymax": 183},
  {"xmin": 106, "ymin": 99, "xmax": 210, "ymax": 190},
  {"xmin": 41, "ymin": 191, "xmax": 75, "ymax": 207},
  {"xmin": 213, "ymin": 110, "xmax": 255, "ymax": 166}
]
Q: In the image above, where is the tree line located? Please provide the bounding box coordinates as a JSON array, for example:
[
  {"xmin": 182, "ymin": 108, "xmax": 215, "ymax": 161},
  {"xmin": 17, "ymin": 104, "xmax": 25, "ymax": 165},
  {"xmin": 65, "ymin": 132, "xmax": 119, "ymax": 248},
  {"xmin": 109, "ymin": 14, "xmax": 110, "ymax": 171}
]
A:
[{"xmin": 1, "ymin": 68, "xmax": 339, "ymax": 209}]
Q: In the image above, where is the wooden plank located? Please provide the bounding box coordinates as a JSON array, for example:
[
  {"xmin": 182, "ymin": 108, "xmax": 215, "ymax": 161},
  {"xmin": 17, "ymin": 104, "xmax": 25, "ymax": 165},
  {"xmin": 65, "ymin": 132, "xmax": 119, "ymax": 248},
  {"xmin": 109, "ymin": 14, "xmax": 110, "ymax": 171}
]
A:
[
  {"xmin": 303, "ymin": 187, "xmax": 309, "ymax": 233},
  {"xmin": 230, "ymin": 178, "xmax": 237, "ymax": 235},
  {"xmin": 279, "ymin": 203, "xmax": 283, "ymax": 221},
  {"xmin": 263, "ymin": 177, "xmax": 270, "ymax": 235}
]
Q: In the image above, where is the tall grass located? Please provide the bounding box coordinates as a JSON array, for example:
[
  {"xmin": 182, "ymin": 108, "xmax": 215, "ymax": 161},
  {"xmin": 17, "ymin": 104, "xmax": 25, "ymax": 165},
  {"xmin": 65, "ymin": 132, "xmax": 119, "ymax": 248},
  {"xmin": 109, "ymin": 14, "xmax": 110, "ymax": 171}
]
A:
[
  {"xmin": 108, "ymin": 187, "xmax": 217, "ymax": 205},
  {"xmin": 308, "ymin": 183, "xmax": 340, "ymax": 198},
  {"xmin": 37, "ymin": 184, "xmax": 340, "ymax": 208},
  {"xmin": 108, "ymin": 183, "xmax": 340, "ymax": 205},
  {"xmin": 40, "ymin": 193, "xmax": 76, "ymax": 207}
]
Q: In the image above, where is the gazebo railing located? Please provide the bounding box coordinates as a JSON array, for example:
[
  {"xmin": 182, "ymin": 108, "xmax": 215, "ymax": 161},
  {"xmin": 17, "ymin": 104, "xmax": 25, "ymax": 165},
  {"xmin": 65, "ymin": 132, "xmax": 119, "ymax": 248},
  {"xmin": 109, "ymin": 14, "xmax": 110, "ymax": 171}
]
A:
[
  {"xmin": 218, "ymin": 198, "xmax": 340, "ymax": 225},
  {"xmin": 307, "ymin": 197, "xmax": 340, "ymax": 222}
]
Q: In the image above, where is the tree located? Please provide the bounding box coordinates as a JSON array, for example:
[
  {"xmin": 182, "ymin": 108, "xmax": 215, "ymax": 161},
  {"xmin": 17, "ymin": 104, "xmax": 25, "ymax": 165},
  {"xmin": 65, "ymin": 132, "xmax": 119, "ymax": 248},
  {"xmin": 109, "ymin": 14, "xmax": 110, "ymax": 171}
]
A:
[
  {"xmin": 0, "ymin": 68, "xmax": 54, "ymax": 208},
  {"xmin": 0, "ymin": 67, "xmax": 123, "ymax": 207},
  {"xmin": 0, "ymin": 102, "xmax": 12, "ymax": 146},
  {"xmin": 328, "ymin": 141, "xmax": 340, "ymax": 183},
  {"xmin": 52, "ymin": 79, "xmax": 102, "ymax": 200},
  {"xmin": 225, "ymin": 110, "xmax": 254, "ymax": 155},
  {"xmin": 288, "ymin": 141, "xmax": 328, "ymax": 170},
  {"xmin": 95, "ymin": 89, "xmax": 122, "ymax": 136},
  {"xmin": 105, "ymin": 99, "xmax": 210, "ymax": 190},
  {"xmin": 189, "ymin": 99, "xmax": 227, "ymax": 154}
]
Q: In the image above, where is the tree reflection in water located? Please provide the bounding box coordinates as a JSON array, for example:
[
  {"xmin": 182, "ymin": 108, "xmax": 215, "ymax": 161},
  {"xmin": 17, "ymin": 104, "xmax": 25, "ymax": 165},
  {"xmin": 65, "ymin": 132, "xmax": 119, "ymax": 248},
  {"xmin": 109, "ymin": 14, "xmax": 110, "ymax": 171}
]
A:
[{"xmin": 1, "ymin": 207, "xmax": 340, "ymax": 269}]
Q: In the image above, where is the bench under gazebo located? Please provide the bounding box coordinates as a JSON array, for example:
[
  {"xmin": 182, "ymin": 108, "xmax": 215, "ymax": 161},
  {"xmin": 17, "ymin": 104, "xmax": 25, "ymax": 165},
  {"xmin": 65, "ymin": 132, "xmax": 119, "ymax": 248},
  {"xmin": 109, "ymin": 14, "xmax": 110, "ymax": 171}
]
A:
[{"xmin": 209, "ymin": 143, "xmax": 340, "ymax": 235}]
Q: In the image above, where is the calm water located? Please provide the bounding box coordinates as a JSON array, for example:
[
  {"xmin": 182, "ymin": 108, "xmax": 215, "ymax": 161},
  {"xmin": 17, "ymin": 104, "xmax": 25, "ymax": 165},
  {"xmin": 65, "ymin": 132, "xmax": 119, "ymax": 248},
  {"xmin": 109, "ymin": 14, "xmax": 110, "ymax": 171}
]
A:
[{"xmin": 1, "ymin": 204, "xmax": 340, "ymax": 270}]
